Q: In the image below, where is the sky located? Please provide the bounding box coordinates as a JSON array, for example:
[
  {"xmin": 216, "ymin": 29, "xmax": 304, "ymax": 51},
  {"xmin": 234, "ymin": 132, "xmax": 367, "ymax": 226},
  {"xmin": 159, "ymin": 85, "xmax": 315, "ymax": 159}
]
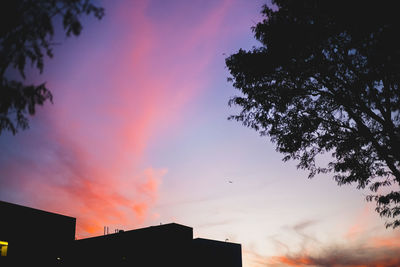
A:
[{"xmin": 1, "ymin": 1, "xmax": 400, "ymax": 267}]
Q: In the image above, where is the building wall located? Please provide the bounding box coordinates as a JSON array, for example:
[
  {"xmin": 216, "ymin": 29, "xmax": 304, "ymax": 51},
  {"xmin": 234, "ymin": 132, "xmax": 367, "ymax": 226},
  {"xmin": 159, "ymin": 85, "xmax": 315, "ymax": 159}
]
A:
[
  {"xmin": 0, "ymin": 200, "xmax": 76, "ymax": 265},
  {"xmin": 192, "ymin": 238, "xmax": 242, "ymax": 267},
  {"xmin": 0, "ymin": 201, "xmax": 242, "ymax": 267},
  {"xmin": 73, "ymin": 223, "xmax": 193, "ymax": 267}
]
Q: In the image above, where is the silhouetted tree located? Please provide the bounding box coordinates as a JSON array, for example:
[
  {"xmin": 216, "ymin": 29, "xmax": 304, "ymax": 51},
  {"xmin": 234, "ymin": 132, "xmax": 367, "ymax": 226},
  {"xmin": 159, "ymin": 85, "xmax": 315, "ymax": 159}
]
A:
[
  {"xmin": 0, "ymin": 0, "xmax": 104, "ymax": 134},
  {"xmin": 226, "ymin": 0, "xmax": 400, "ymax": 228}
]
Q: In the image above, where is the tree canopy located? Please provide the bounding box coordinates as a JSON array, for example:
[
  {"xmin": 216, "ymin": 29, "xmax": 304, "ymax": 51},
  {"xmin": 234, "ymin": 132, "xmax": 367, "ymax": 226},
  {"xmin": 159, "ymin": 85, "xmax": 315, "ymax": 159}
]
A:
[
  {"xmin": 0, "ymin": 0, "xmax": 104, "ymax": 135},
  {"xmin": 226, "ymin": 0, "xmax": 400, "ymax": 228}
]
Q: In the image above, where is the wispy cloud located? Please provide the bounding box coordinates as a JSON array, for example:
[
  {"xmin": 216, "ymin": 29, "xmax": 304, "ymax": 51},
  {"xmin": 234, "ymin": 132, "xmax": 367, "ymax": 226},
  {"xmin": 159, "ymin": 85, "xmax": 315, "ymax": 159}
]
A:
[
  {"xmin": 0, "ymin": 0, "xmax": 235, "ymax": 238},
  {"xmin": 270, "ymin": 244, "xmax": 400, "ymax": 267},
  {"xmin": 260, "ymin": 217, "xmax": 400, "ymax": 267}
]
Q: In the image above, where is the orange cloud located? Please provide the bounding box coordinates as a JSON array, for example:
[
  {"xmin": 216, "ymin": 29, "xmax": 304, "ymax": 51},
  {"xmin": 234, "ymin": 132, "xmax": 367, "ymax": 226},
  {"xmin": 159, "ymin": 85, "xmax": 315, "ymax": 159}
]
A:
[
  {"xmin": 263, "ymin": 217, "xmax": 400, "ymax": 267},
  {"xmin": 277, "ymin": 255, "xmax": 312, "ymax": 266},
  {"xmin": 0, "ymin": 0, "xmax": 235, "ymax": 238},
  {"xmin": 370, "ymin": 231, "xmax": 400, "ymax": 249},
  {"xmin": 271, "ymin": 251, "xmax": 400, "ymax": 267},
  {"xmin": 133, "ymin": 203, "xmax": 148, "ymax": 221}
]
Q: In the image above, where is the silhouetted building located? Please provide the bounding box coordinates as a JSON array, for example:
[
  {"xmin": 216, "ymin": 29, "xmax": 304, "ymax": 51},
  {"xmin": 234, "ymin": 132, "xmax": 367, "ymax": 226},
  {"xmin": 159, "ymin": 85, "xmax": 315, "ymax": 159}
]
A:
[
  {"xmin": 73, "ymin": 223, "xmax": 193, "ymax": 266},
  {"xmin": 72, "ymin": 223, "xmax": 242, "ymax": 267},
  {"xmin": 0, "ymin": 200, "xmax": 242, "ymax": 267},
  {"xmin": 0, "ymin": 200, "xmax": 76, "ymax": 266},
  {"xmin": 192, "ymin": 238, "xmax": 242, "ymax": 267}
]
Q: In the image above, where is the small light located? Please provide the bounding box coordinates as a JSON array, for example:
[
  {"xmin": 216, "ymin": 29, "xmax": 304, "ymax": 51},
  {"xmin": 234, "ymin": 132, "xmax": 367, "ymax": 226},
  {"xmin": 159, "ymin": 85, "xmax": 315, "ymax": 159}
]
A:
[
  {"xmin": 0, "ymin": 241, "xmax": 8, "ymax": 257},
  {"xmin": 57, "ymin": 257, "xmax": 61, "ymax": 260}
]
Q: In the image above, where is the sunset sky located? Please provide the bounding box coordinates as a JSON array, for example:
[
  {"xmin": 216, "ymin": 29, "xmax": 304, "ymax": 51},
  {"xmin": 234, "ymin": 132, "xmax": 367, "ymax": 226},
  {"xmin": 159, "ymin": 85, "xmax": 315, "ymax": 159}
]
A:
[{"xmin": 1, "ymin": 1, "xmax": 399, "ymax": 266}]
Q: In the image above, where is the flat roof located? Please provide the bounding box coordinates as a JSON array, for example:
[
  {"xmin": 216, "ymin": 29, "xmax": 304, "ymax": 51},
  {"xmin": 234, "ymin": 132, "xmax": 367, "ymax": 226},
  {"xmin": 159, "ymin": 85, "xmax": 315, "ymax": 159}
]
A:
[
  {"xmin": 193, "ymin": 238, "xmax": 242, "ymax": 246},
  {"xmin": 77, "ymin": 223, "xmax": 193, "ymax": 241}
]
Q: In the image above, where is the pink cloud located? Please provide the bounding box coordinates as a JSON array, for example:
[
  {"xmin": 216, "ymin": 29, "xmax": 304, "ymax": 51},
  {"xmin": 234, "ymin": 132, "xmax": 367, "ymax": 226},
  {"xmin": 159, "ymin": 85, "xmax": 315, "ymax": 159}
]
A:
[{"xmin": 0, "ymin": 0, "xmax": 235, "ymax": 238}]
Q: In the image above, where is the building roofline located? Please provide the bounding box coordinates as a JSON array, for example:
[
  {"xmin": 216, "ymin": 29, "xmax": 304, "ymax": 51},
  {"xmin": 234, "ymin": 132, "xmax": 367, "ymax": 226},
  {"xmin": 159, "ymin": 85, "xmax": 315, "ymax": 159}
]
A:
[
  {"xmin": 0, "ymin": 200, "xmax": 76, "ymax": 221},
  {"xmin": 77, "ymin": 223, "xmax": 193, "ymax": 241},
  {"xmin": 193, "ymin": 237, "xmax": 242, "ymax": 246}
]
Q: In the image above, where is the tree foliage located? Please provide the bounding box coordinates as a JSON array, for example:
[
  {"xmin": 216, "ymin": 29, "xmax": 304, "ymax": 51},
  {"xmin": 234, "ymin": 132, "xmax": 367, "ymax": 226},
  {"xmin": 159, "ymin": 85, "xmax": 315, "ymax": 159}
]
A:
[
  {"xmin": 226, "ymin": 0, "xmax": 400, "ymax": 228},
  {"xmin": 0, "ymin": 0, "xmax": 104, "ymax": 134}
]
